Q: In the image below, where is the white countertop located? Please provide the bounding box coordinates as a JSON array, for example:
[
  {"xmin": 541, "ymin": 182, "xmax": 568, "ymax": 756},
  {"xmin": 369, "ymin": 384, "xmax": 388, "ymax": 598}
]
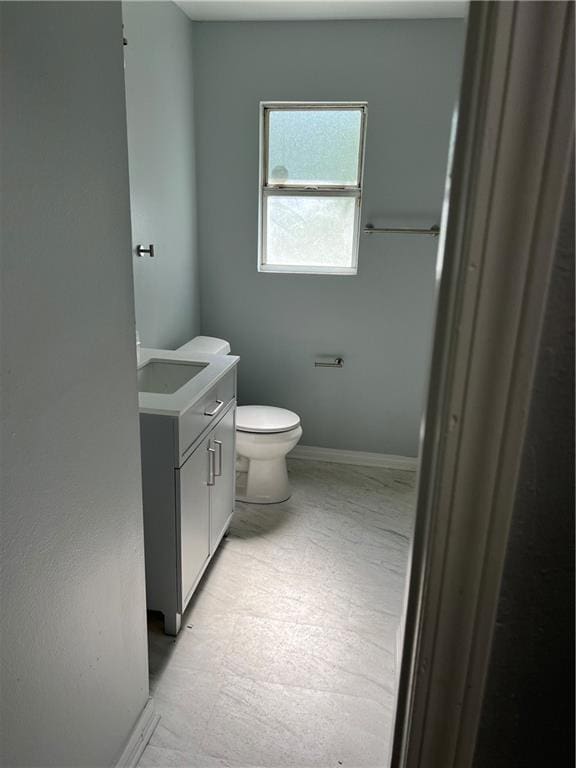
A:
[{"xmin": 137, "ymin": 347, "xmax": 239, "ymax": 417}]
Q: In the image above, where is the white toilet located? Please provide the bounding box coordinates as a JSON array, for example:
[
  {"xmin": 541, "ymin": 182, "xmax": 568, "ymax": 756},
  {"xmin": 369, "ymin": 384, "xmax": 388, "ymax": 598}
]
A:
[
  {"xmin": 175, "ymin": 336, "xmax": 302, "ymax": 504},
  {"xmin": 235, "ymin": 406, "xmax": 302, "ymax": 504},
  {"xmin": 177, "ymin": 335, "xmax": 231, "ymax": 356}
]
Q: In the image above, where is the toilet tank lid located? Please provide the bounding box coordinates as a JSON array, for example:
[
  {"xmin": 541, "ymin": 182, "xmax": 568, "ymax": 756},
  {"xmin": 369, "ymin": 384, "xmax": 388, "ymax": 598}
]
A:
[
  {"xmin": 176, "ymin": 336, "xmax": 231, "ymax": 355},
  {"xmin": 236, "ymin": 405, "xmax": 301, "ymax": 434}
]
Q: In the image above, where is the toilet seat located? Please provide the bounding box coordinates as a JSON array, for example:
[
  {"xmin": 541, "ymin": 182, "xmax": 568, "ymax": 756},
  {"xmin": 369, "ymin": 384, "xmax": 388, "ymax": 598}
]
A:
[{"xmin": 236, "ymin": 405, "xmax": 300, "ymax": 435}]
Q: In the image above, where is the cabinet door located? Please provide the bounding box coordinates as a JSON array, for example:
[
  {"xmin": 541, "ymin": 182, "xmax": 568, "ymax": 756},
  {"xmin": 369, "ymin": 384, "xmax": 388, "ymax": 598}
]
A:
[
  {"xmin": 177, "ymin": 436, "xmax": 211, "ymax": 607},
  {"xmin": 211, "ymin": 406, "xmax": 236, "ymax": 552}
]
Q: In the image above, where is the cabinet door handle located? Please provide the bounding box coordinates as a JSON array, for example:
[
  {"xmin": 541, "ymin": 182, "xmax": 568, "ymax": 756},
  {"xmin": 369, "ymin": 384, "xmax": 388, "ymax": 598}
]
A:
[
  {"xmin": 204, "ymin": 399, "xmax": 224, "ymax": 417},
  {"xmin": 214, "ymin": 440, "xmax": 223, "ymax": 477},
  {"xmin": 207, "ymin": 447, "xmax": 216, "ymax": 486}
]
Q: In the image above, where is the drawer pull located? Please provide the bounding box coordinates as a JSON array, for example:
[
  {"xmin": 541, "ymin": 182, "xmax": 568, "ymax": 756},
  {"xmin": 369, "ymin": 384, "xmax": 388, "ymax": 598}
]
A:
[
  {"xmin": 214, "ymin": 440, "xmax": 223, "ymax": 477},
  {"xmin": 204, "ymin": 399, "xmax": 224, "ymax": 417},
  {"xmin": 207, "ymin": 447, "xmax": 216, "ymax": 486}
]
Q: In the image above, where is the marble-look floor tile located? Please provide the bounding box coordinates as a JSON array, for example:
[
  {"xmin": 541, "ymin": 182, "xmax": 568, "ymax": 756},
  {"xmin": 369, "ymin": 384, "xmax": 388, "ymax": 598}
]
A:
[
  {"xmin": 222, "ymin": 614, "xmax": 395, "ymax": 704},
  {"xmin": 202, "ymin": 673, "xmax": 392, "ymax": 768},
  {"xmin": 158, "ymin": 616, "xmax": 237, "ymax": 678},
  {"xmin": 139, "ymin": 745, "xmax": 230, "ymax": 767},
  {"xmin": 149, "ymin": 668, "xmax": 223, "ymax": 755},
  {"xmin": 139, "ymin": 459, "xmax": 416, "ymax": 768}
]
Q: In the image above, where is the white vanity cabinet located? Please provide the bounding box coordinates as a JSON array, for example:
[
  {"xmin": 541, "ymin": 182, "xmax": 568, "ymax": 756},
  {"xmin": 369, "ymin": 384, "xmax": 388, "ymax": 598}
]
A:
[
  {"xmin": 209, "ymin": 406, "xmax": 236, "ymax": 552},
  {"xmin": 139, "ymin": 365, "xmax": 237, "ymax": 635},
  {"xmin": 177, "ymin": 435, "xmax": 211, "ymax": 610}
]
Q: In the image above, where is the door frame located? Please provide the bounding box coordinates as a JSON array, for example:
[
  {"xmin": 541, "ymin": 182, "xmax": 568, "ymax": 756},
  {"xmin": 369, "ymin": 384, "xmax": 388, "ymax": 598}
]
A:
[{"xmin": 391, "ymin": 2, "xmax": 574, "ymax": 767}]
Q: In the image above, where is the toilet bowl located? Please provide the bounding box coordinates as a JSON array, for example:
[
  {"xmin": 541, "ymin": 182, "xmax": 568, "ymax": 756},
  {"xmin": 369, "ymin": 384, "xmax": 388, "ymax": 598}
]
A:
[
  {"xmin": 235, "ymin": 406, "xmax": 302, "ymax": 504},
  {"xmin": 174, "ymin": 337, "xmax": 302, "ymax": 504}
]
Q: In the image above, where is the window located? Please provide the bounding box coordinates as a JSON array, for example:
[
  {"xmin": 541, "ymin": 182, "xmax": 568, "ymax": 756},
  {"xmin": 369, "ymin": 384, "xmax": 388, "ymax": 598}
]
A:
[{"xmin": 258, "ymin": 102, "xmax": 367, "ymax": 275}]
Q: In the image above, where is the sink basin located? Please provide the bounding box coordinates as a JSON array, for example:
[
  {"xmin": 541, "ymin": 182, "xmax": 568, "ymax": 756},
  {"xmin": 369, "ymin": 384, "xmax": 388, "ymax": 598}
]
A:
[{"xmin": 137, "ymin": 360, "xmax": 208, "ymax": 395}]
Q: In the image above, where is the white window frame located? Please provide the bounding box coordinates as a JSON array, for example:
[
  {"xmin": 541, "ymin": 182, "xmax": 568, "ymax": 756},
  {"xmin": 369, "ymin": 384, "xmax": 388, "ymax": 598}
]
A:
[{"xmin": 258, "ymin": 101, "xmax": 368, "ymax": 276}]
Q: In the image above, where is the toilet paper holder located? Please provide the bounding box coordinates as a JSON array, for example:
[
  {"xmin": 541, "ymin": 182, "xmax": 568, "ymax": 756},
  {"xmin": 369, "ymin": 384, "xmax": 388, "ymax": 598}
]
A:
[{"xmin": 314, "ymin": 357, "xmax": 344, "ymax": 368}]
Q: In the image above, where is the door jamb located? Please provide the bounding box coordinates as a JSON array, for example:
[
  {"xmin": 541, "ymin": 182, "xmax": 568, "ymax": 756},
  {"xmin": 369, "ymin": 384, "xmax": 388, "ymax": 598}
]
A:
[{"xmin": 391, "ymin": 2, "xmax": 574, "ymax": 766}]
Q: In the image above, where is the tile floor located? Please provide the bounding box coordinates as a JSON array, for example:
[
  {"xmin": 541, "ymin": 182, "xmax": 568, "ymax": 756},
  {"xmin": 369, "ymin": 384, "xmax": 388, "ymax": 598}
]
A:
[{"xmin": 139, "ymin": 459, "xmax": 417, "ymax": 768}]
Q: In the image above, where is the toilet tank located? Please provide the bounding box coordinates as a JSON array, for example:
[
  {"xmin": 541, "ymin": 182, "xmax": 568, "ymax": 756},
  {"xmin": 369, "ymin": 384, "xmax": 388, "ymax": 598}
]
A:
[{"xmin": 176, "ymin": 336, "xmax": 231, "ymax": 355}]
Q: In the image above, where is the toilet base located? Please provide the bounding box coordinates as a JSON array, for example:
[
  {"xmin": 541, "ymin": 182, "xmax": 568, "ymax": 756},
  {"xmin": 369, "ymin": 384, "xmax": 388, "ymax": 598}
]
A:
[
  {"xmin": 236, "ymin": 457, "xmax": 291, "ymax": 504},
  {"xmin": 235, "ymin": 423, "xmax": 302, "ymax": 505}
]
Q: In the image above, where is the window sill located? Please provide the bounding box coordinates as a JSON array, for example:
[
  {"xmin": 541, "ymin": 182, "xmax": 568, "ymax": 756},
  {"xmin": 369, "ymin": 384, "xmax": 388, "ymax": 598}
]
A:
[{"xmin": 258, "ymin": 265, "xmax": 358, "ymax": 276}]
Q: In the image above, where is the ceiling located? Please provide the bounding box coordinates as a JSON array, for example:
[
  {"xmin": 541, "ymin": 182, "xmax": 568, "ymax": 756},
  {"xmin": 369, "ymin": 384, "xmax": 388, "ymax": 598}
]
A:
[{"xmin": 174, "ymin": 1, "xmax": 468, "ymax": 22}]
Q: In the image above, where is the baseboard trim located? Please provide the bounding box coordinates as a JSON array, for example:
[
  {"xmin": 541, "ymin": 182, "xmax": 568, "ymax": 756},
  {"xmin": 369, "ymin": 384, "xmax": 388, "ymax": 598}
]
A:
[
  {"xmin": 289, "ymin": 445, "xmax": 418, "ymax": 471},
  {"xmin": 115, "ymin": 697, "xmax": 159, "ymax": 768}
]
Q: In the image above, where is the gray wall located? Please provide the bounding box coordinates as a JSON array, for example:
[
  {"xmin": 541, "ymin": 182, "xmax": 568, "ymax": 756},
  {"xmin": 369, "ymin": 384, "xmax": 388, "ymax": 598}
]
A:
[
  {"xmin": 124, "ymin": 1, "xmax": 200, "ymax": 349},
  {"xmin": 0, "ymin": 3, "xmax": 149, "ymax": 765},
  {"xmin": 194, "ymin": 20, "xmax": 464, "ymax": 456},
  {"xmin": 473, "ymin": 165, "xmax": 575, "ymax": 767}
]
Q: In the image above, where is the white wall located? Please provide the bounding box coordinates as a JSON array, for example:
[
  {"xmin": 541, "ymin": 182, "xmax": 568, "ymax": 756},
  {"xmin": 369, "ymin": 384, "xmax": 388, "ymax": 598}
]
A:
[
  {"xmin": 0, "ymin": 2, "xmax": 150, "ymax": 765},
  {"xmin": 124, "ymin": 1, "xmax": 201, "ymax": 349},
  {"xmin": 194, "ymin": 20, "xmax": 465, "ymax": 456}
]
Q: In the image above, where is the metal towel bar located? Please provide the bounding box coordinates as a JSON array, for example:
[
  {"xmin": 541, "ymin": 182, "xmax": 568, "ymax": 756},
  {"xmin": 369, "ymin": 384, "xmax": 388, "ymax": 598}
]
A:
[{"xmin": 364, "ymin": 224, "xmax": 440, "ymax": 237}]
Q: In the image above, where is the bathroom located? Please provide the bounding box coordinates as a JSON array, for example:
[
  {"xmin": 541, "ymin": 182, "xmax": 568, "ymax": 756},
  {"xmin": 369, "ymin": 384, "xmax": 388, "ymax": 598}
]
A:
[
  {"xmin": 2, "ymin": 2, "xmax": 574, "ymax": 766},
  {"xmin": 122, "ymin": 2, "xmax": 466, "ymax": 765}
]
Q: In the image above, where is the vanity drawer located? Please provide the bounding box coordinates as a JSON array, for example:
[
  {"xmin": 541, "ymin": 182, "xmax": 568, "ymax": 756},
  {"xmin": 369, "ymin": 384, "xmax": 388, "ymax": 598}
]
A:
[{"xmin": 178, "ymin": 370, "xmax": 236, "ymax": 462}]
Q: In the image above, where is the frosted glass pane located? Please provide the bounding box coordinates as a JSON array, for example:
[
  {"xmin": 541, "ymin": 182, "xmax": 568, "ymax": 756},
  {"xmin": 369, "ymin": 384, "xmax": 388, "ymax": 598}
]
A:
[
  {"xmin": 265, "ymin": 196, "xmax": 356, "ymax": 269},
  {"xmin": 267, "ymin": 109, "xmax": 362, "ymax": 186}
]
